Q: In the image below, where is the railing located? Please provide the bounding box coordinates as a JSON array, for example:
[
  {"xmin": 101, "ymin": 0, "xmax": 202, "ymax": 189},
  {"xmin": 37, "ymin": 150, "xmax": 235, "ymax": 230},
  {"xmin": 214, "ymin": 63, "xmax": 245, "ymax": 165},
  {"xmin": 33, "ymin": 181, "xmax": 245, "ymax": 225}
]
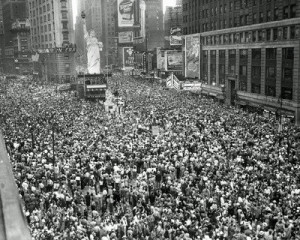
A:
[{"xmin": 0, "ymin": 130, "xmax": 32, "ymax": 240}]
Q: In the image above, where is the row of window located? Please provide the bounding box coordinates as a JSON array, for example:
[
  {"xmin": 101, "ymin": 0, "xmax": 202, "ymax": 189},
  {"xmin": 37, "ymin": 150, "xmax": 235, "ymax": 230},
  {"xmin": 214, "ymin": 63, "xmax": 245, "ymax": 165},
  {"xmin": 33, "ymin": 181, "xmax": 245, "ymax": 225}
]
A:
[
  {"xmin": 202, "ymin": 48, "xmax": 294, "ymax": 99},
  {"xmin": 183, "ymin": 4, "xmax": 297, "ymax": 34},
  {"xmin": 201, "ymin": 25, "xmax": 298, "ymax": 46}
]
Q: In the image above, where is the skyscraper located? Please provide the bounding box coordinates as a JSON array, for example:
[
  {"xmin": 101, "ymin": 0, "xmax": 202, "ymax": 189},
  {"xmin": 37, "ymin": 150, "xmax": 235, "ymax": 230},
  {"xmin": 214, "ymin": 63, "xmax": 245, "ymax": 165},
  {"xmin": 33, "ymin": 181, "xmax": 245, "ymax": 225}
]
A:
[
  {"xmin": 144, "ymin": 0, "xmax": 164, "ymax": 51},
  {"xmin": 28, "ymin": 0, "xmax": 76, "ymax": 82}
]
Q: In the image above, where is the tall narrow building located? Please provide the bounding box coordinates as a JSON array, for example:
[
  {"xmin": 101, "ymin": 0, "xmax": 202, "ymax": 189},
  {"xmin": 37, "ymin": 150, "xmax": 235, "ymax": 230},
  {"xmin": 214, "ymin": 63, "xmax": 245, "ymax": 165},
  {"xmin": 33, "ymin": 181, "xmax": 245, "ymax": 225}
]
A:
[
  {"xmin": 164, "ymin": 5, "xmax": 183, "ymax": 48},
  {"xmin": 28, "ymin": 0, "xmax": 76, "ymax": 82},
  {"xmin": 2, "ymin": 0, "xmax": 30, "ymax": 74},
  {"xmin": 144, "ymin": 0, "xmax": 164, "ymax": 51}
]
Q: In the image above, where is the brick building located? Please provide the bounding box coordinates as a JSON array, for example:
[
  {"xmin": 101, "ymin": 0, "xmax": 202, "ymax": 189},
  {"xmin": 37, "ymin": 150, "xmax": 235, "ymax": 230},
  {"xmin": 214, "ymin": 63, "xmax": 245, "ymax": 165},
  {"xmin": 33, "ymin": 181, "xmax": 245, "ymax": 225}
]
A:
[{"xmin": 183, "ymin": 0, "xmax": 300, "ymax": 124}]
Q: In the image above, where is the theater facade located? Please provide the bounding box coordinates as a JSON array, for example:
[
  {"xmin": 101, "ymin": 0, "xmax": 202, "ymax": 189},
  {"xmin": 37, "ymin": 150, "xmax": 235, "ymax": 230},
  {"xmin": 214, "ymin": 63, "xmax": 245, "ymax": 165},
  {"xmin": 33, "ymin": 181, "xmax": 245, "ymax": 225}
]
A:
[{"xmin": 183, "ymin": 0, "xmax": 300, "ymax": 124}]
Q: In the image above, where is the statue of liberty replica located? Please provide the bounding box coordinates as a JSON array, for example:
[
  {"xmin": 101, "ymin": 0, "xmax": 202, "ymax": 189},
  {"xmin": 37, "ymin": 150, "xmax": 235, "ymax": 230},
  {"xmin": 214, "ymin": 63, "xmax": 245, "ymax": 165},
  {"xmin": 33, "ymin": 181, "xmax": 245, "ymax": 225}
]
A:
[{"xmin": 81, "ymin": 11, "xmax": 103, "ymax": 74}]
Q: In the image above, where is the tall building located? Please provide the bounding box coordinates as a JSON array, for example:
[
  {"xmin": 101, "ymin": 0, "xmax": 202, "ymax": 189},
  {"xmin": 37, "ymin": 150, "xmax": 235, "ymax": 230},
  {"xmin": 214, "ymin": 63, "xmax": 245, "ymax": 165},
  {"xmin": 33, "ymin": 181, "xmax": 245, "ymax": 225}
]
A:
[
  {"xmin": 164, "ymin": 5, "xmax": 183, "ymax": 48},
  {"xmin": 28, "ymin": 0, "xmax": 76, "ymax": 82},
  {"xmin": 183, "ymin": 0, "xmax": 300, "ymax": 125},
  {"xmin": 0, "ymin": 0, "xmax": 4, "ymax": 72},
  {"xmin": 1, "ymin": 0, "xmax": 30, "ymax": 73},
  {"xmin": 144, "ymin": 0, "xmax": 164, "ymax": 51}
]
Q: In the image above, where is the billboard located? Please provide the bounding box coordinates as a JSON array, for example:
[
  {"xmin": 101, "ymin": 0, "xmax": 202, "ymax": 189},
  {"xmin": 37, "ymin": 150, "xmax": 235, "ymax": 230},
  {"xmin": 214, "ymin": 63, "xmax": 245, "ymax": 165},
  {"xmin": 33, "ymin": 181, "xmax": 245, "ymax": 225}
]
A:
[
  {"xmin": 157, "ymin": 48, "xmax": 166, "ymax": 70},
  {"xmin": 185, "ymin": 34, "xmax": 200, "ymax": 78},
  {"xmin": 123, "ymin": 47, "xmax": 134, "ymax": 69},
  {"xmin": 118, "ymin": 0, "xmax": 134, "ymax": 27},
  {"xmin": 166, "ymin": 51, "xmax": 182, "ymax": 71},
  {"xmin": 170, "ymin": 27, "xmax": 182, "ymax": 46},
  {"xmin": 118, "ymin": 31, "xmax": 133, "ymax": 43}
]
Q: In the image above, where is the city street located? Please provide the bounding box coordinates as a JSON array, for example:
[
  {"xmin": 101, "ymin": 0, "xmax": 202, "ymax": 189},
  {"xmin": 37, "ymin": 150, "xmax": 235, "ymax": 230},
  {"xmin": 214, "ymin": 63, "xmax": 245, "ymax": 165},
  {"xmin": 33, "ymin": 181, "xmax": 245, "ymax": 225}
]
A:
[{"xmin": 0, "ymin": 75, "xmax": 300, "ymax": 239}]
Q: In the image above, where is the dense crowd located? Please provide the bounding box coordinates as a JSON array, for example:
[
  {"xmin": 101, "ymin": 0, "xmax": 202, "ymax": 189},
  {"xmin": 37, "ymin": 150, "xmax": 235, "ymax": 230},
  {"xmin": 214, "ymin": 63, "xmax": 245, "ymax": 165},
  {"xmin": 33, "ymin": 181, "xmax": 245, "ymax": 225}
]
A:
[{"xmin": 1, "ymin": 74, "xmax": 300, "ymax": 240}]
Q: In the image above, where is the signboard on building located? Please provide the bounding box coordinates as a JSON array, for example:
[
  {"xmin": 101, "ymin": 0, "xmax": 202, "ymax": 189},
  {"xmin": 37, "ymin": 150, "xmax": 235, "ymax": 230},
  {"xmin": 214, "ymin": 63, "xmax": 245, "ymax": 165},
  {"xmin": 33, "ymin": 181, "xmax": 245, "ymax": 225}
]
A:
[
  {"xmin": 170, "ymin": 27, "xmax": 183, "ymax": 46},
  {"xmin": 35, "ymin": 46, "xmax": 77, "ymax": 54},
  {"xmin": 166, "ymin": 50, "xmax": 182, "ymax": 71},
  {"xmin": 118, "ymin": 0, "xmax": 135, "ymax": 27},
  {"xmin": 118, "ymin": 31, "xmax": 133, "ymax": 43},
  {"xmin": 123, "ymin": 47, "xmax": 134, "ymax": 69},
  {"xmin": 181, "ymin": 81, "xmax": 202, "ymax": 91},
  {"xmin": 185, "ymin": 34, "xmax": 200, "ymax": 78},
  {"xmin": 157, "ymin": 48, "xmax": 166, "ymax": 71}
]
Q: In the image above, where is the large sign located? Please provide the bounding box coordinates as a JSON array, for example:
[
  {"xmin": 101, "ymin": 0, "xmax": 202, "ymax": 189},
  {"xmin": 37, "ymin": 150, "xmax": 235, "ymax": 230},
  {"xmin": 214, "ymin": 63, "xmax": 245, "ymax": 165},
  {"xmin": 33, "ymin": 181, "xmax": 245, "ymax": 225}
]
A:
[
  {"xmin": 170, "ymin": 27, "xmax": 182, "ymax": 46},
  {"xmin": 118, "ymin": 0, "xmax": 134, "ymax": 27},
  {"xmin": 123, "ymin": 47, "xmax": 134, "ymax": 69},
  {"xmin": 35, "ymin": 47, "xmax": 77, "ymax": 54},
  {"xmin": 185, "ymin": 34, "xmax": 200, "ymax": 78},
  {"xmin": 157, "ymin": 48, "xmax": 166, "ymax": 70},
  {"xmin": 118, "ymin": 31, "xmax": 133, "ymax": 43},
  {"xmin": 181, "ymin": 81, "xmax": 202, "ymax": 91},
  {"xmin": 167, "ymin": 51, "xmax": 182, "ymax": 71}
]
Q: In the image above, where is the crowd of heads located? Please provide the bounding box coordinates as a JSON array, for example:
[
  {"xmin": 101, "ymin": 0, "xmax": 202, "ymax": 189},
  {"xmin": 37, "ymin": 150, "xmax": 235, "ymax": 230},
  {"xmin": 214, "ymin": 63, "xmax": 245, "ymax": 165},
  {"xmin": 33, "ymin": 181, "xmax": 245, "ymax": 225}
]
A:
[{"xmin": 1, "ymin": 74, "xmax": 300, "ymax": 240}]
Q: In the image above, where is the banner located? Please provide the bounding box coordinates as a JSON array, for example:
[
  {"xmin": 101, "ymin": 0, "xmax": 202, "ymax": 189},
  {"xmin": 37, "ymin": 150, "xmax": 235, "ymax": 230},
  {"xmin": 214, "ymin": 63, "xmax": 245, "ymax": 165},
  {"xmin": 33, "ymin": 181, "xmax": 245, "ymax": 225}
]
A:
[
  {"xmin": 167, "ymin": 51, "xmax": 182, "ymax": 71},
  {"xmin": 181, "ymin": 81, "xmax": 202, "ymax": 91},
  {"xmin": 173, "ymin": 75, "xmax": 180, "ymax": 90},
  {"xmin": 166, "ymin": 75, "xmax": 173, "ymax": 88},
  {"xmin": 185, "ymin": 35, "xmax": 200, "ymax": 78},
  {"xmin": 123, "ymin": 47, "xmax": 134, "ymax": 69},
  {"xmin": 165, "ymin": 73, "xmax": 181, "ymax": 90},
  {"xmin": 118, "ymin": 0, "xmax": 134, "ymax": 27},
  {"xmin": 118, "ymin": 31, "xmax": 133, "ymax": 43}
]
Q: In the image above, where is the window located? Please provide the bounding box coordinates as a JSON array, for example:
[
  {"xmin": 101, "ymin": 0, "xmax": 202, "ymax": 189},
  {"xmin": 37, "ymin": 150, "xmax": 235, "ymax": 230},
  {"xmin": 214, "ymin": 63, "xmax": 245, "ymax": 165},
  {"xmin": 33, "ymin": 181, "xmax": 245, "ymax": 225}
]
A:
[
  {"xmin": 251, "ymin": 83, "xmax": 261, "ymax": 94},
  {"xmin": 291, "ymin": 26, "xmax": 296, "ymax": 39},
  {"xmin": 283, "ymin": 27, "xmax": 288, "ymax": 40},
  {"xmin": 274, "ymin": 8, "xmax": 279, "ymax": 21},
  {"xmin": 258, "ymin": 30, "xmax": 263, "ymax": 41},
  {"xmin": 229, "ymin": 64, "xmax": 235, "ymax": 75},
  {"xmin": 265, "ymin": 86, "xmax": 276, "ymax": 97},
  {"xmin": 267, "ymin": 10, "xmax": 271, "ymax": 22},
  {"xmin": 266, "ymin": 67, "xmax": 276, "ymax": 78},
  {"xmin": 240, "ymin": 49, "xmax": 248, "ymax": 59},
  {"xmin": 63, "ymin": 33, "xmax": 69, "ymax": 41},
  {"xmin": 229, "ymin": 49, "xmax": 236, "ymax": 58},
  {"xmin": 239, "ymin": 65, "xmax": 247, "ymax": 76},
  {"xmin": 48, "ymin": 24, "xmax": 51, "ymax": 31},
  {"xmin": 61, "ymin": 1, "xmax": 67, "ymax": 8},
  {"xmin": 219, "ymin": 50, "xmax": 225, "ymax": 58},
  {"xmin": 290, "ymin": 5, "xmax": 296, "ymax": 18},
  {"xmin": 62, "ymin": 11, "xmax": 67, "ymax": 19},
  {"xmin": 266, "ymin": 29, "xmax": 271, "ymax": 41},
  {"xmin": 252, "ymin": 66, "xmax": 261, "ymax": 78},
  {"xmin": 283, "ymin": 6, "xmax": 289, "ymax": 19},
  {"xmin": 266, "ymin": 48, "xmax": 276, "ymax": 59},
  {"xmin": 252, "ymin": 49, "xmax": 261, "ymax": 60},
  {"xmin": 259, "ymin": 12, "xmax": 264, "ymax": 23},
  {"xmin": 273, "ymin": 28, "xmax": 278, "ymax": 40},
  {"xmin": 252, "ymin": 31, "xmax": 257, "ymax": 42},
  {"xmin": 283, "ymin": 48, "xmax": 294, "ymax": 60},
  {"xmin": 253, "ymin": 13, "xmax": 257, "ymax": 23}
]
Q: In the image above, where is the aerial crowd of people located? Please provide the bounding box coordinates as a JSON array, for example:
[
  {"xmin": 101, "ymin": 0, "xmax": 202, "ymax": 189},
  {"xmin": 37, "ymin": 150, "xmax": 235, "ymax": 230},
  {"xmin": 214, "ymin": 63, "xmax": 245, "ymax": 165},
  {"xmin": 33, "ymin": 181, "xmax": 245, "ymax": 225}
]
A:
[{"xmin": 0, "ymin": 73, "xmax": 300, "ymax": 240}]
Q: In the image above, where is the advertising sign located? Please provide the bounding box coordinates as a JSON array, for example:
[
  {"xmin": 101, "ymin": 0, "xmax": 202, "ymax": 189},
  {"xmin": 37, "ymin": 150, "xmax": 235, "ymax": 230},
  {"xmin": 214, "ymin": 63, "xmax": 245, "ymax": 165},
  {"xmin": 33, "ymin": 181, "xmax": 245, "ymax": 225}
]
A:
[
  {"xmin": 170, "ymin": 36, "xmax": 183, "ymax": 46},
  {"xmin": 181, "ymin": 81, "xmax": 202, "ymax": 91},
  {"xmin": 157, "ymin": 48, "xmax": 166, "ymax": 70},
  {"xmin": 118, "ymin": 31, "xmax": 133, "ymax": 43},
  {"xmin": 118, "ymin": 0, "xmax": 134, "ymax": 27},
  {"xmin": 185, "ymin": 35, "xmax": 200, "ymax": 78},
  {"xmin": 166, "ymin": 51, "xmax": 182, "ymax": 71},
  {"xmin": 170, "ymin": 27, "xmax": 182, "ymax": 46},
  {"xmin": 123, "ymin": 47, "xmax": 134, "ymax": 69}
]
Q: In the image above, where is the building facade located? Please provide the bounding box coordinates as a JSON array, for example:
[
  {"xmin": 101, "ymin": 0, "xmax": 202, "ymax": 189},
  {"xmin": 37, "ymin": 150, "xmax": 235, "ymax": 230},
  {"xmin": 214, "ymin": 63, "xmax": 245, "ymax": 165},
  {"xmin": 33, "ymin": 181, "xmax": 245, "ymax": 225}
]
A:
[
  {"xmin": 144, "ymin": 0, "xmax": 164, "ymax": 51},
  {"xmin": 28, "ymin": 0, "xmax": 76, "ymax": 82},
  {"xmin": 0, "ymin": 0, "xmax": 4, "ymax": 73},
  {"xmin": 183, "ymin": 0, "xmax": 300, "ymax": 124},
  {"xmin": 1, "ymin": 0, "xmax": 31, "ymax": 74}
]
